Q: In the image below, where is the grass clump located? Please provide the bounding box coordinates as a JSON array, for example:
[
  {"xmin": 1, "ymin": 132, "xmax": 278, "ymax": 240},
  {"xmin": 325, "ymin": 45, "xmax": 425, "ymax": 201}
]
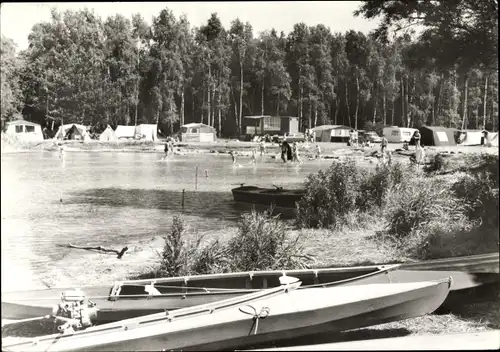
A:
[{"xmin": 145, "ymin": 209, "xmax": 313, "ymax": 278}]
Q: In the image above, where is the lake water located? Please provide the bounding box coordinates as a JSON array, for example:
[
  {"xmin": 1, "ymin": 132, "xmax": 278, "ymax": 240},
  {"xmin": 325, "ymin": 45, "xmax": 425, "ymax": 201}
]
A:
[{"xmin": 1, "ymin": 151, "xmax": 331, "ymax": 290}]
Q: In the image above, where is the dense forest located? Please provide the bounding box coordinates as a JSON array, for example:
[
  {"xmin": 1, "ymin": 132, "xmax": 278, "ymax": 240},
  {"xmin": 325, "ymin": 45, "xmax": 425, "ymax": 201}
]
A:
[{"xmin": 1, "ymin": 0, "xmax": 498, "ymax": 137}]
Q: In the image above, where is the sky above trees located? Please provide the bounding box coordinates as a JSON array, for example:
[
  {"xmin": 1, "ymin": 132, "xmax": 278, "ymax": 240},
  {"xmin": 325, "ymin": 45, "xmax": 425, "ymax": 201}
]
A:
[{"xmin": 0, "ymin": 1, "xmax": 380, "ymax": 51}]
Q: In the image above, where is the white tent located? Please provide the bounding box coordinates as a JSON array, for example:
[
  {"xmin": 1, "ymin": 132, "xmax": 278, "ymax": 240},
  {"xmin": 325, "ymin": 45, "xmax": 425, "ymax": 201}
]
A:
[
  {"xmin": 134, "ymin": 124, "xmax": 158, "ymax": 141},
  {"xmin": 383, "ymin": 126, "xmax": 418, "ymax": 143},
  {"xmin": 115, "ymin": 125, "xmax": 136, "ymax": 139},
  {"xmin": 457, "ymin": 130, "xmax": 484, "ymax": 146},
  {"xmin": 99, "ymin": 125, "xmax": 118, "ymax": 142},
  {"xmin": 487, "ymin": 132, "xmax": 498, "ymax": 147},
  {"xmin": 53, "ymin": 124, "xmax": 89, "ymax": 140}
]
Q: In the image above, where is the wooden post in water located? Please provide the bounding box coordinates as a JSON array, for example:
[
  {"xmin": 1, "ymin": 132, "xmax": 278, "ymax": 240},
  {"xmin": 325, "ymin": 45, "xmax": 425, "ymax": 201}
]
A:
[
  {"xmin": 182, "ymin": 189, "xmax": 185, "ymax": 207},
  {"xmin": 195, "ymin": 166, "xmax": 198, "ymax": 191}
]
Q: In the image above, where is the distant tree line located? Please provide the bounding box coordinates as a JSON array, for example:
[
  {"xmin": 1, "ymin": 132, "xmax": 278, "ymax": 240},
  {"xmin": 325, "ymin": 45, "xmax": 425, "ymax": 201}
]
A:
[{"xmin": 0, "ymin": 0, "xmax": 498, "ymax": 137}]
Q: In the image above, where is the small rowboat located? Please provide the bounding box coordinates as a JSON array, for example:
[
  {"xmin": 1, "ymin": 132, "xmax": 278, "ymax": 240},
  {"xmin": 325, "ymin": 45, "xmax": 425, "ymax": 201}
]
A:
[
  {"xmin": 1, "ymin": 278, "xmax": 452, "ymax": 352},
  {"xmin": 231, "ymin": 185, "xmax": 305, "ymax": 208},
  {"xmin": 1, "ymin": 264, "xmax": 398, "ymax": 323}
]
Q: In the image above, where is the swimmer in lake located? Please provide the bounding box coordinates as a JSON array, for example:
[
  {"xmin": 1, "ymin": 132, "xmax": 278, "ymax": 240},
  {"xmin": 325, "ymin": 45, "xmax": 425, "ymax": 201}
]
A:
[
  {"xmin": 230, "ymin": 151, "xmax": 237, "ymax": 164},
  {"xmin": 251, "ymin": 149, "xmax": 257, "ymax": 164}
]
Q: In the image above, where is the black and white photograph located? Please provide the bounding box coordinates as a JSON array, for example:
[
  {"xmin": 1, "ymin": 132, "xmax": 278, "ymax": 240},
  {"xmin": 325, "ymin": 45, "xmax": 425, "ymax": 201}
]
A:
[{"xmin": 1, "ymin": 1, "xmax": 499, "ymax": 350}]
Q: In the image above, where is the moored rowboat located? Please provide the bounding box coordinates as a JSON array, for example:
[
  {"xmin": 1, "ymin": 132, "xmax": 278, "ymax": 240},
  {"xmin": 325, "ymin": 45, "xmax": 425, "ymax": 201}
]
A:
[
  {"xmin": 231, "ymin": 185, "xmax": 305, "ymax": 208},
  {"xmin": 1, "ymin": 278, "xmax": 452, "ymax": 352}
]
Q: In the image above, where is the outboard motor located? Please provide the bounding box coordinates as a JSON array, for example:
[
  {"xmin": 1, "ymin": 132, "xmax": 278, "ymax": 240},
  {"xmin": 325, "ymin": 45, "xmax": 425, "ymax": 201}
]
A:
[{"xmin": 52, "ymin": 289, "xmax": 98, "ymax": 333}]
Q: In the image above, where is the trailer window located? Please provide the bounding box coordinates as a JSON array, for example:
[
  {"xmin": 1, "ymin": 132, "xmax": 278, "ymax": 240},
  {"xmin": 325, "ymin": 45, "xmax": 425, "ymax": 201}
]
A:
[
  {"xmin": 25, "ymin": 126, "xmax": 35, "ymax": 132},
  {"xmin": 391, "ymin": 131, "xmax": 399, "ymax": 136}
]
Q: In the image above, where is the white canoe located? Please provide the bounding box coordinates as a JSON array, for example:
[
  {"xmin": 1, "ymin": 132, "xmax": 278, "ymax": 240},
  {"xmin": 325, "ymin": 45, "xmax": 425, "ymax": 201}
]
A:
[
  {"xmin": 247, "ymin": 330, "xmax": 500, "ymax": 350},
  {"xmin": 2, "ymin": 278, "xmax": 451, "ymax": 352}
]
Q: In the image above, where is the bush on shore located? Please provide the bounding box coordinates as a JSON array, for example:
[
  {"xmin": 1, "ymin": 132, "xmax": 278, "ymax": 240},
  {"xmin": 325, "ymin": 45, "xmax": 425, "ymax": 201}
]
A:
[{"xmin": 295, "ymin": 154, "xmax": 498, "ymax": 260}]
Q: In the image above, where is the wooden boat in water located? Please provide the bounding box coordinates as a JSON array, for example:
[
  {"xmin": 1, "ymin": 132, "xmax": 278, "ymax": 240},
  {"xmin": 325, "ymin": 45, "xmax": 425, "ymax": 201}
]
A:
[
  {"xmin": 1, "ymin": 264, "xmax": 398, "ymax": 323},
  {"xmin": 1, "ymin": 279, "xmax": 452, "ymax": 352},
  {"xmin": 231, "ymin": 185, "xmax": 305, "ymax": 208}
]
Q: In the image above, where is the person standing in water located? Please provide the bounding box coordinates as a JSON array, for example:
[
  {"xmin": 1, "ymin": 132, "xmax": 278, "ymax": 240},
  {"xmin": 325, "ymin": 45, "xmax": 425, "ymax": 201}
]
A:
[
  {"xmin": 259, "ymin": 140, "xmax": 266, "ymax": 156},
  {"xmin": 315, "ymin": 144, "xmax": 321, "ymax": 159},
  {"xmin": 230, "ymin": 151, "xmax": 237, "ymax": 164},
  {"xmin": 280, "ymin": 141, "xmax": 288, "ymax": 163},
  {"xmin": 164, "ymin": 141, "xmax": 169, "ymax": 158}
]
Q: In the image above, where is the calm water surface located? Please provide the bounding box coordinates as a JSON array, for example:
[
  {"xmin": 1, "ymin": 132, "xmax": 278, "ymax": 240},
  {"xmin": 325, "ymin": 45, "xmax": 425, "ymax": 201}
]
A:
[{"xmin": 1, "ymin": 151, "xmax": 331, "ymax": 289}]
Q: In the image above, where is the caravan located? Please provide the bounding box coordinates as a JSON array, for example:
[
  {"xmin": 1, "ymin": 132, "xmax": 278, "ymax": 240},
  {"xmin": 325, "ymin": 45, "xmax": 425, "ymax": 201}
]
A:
[{"xmin": 383, "ymin": 126, "xmax": 418, "ymax": 143}]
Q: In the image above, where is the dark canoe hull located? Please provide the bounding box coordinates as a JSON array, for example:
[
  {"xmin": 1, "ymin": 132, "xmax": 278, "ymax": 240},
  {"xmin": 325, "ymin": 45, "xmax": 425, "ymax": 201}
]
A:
[
  {"xmin": 1, "ymin": 265, "xmax": 397, "ymax": 323},
  {"xmin": 253, "ymin": 330, "xmax": 500, "ymax": 351},
  {"xmin": 2, "ymin": 280, "xmax": 451, "ymax": 352},
  {"xmin": 400, "ymin": 252, "xmax": 499, "ymax": 274},
  {"xmin": 231, "ymin": 186, "xmax": 305, "ymax": 208}
]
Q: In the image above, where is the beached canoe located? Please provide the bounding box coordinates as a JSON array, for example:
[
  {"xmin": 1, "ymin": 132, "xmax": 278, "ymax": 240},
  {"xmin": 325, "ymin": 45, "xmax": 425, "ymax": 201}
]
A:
[
  {"xmin": 1, "ymin": 279, "xmax": 451, "ymax": 352},
  {"xmin": 1, "ymin": 264, "xmax": 398, "ymax": 322},
  {"xmin": 231, "ymin": 185, "xmax": 305, "ymax": 208},
  {"xmin": 247, "ymin": 330, "xmax": 500, "ymax": 351},
  {"xmin": 399, "ymin": 252, "xmax": 499, "ymax": 274}
]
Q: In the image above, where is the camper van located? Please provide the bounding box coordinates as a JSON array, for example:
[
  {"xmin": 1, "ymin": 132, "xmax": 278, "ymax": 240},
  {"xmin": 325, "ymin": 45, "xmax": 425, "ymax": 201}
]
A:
[{"xmin": 383, "ymin": 126, "xmax": 418, "ymax": 143}]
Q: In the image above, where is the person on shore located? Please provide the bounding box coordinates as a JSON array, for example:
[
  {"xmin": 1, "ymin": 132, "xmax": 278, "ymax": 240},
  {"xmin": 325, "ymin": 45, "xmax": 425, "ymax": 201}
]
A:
[
  {"xmin": 292, "ymin": 142, "xmax": 302, "ymax": 164},
  {"xmin": 381, "ymin": 136, "xmax": 388, "ymax": 154},
  {"xmin": 413, "ymin": 130, "xmax": 421, "ymax": 150},
  {"xmin": 311, "ymin": 130, "xmax": 316, "ymax": 143},
  {"xmin": 259, "ymin": 140, "xmax": 266, "ymax": 156},
  {"xmin": 315, "ymin": 144, "xmax": 321, "ymax": 159}
]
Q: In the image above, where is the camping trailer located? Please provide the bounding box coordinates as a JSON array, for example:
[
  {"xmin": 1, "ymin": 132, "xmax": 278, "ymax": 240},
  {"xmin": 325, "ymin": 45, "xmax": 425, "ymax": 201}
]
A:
[
  {"xmin": 180, "ymin": 123, "xmax": 216, "ymax": 142},
  {"xmin": 383, "ymin": 126, "xmax": 418, "ymax": 143},
  {"xmin": 311, "ymin": 125, "xmax": 351, "ymax": 142},
  {"xmin": 5, "ymin": 120, "xmax": 44, "ymax": 142},
  {"xmin": 243, "ymin": 116, "xmax": 299, "ymax": 137}
]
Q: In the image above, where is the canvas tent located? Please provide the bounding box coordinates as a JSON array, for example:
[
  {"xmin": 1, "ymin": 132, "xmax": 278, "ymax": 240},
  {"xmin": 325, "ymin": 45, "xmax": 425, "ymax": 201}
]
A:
[
  {"xmin": 456, "ymin": 130, "xmax": 485, "ymax": 146},
  {"xmin": 487, "ymin": 132, "xmax": 498, "ymax": 147},
  {"xmin": 383, "ymin": 126, "xmax": 418, "ymax": 143},
  {"xmin": 417, "ymin": 126, "xmax": 457, "ymax": 147},
  {"xmin": 180, "ymin": 123, "xmax": 216, "ymax": 142},
  {"xmin": 5, "ymin": 119, "xmax": 44, "ymax": 142},
  {"xmin": 54, "ymin": 124, "xmax": 89, "ymax": 140},
  {"xmin": 115, "ymin": 125, "xmax": 136, "ymax": 139},
  {"xmin": 99, "ymin": 125, "xmax": 118, "ymax": 142},
  {"xmin": 135, "ymin": 124, "xmax": 158, "ymax": 141}
]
